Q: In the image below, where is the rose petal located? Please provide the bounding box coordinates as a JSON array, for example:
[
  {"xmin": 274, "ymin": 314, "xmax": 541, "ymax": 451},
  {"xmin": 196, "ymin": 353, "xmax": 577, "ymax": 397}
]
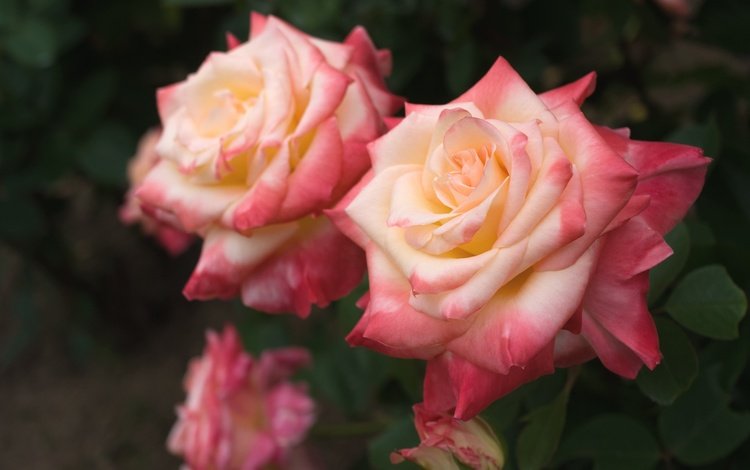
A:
[
  {"xmin": 538, "ymin": 104, "xmax": 639, "ymax": 271},
  {"xmin": 240, "ymin": 217, "xmax": 365, "ymax": 318},
  {"xmin": 580, "ymin": 216, "xmax": 671, "ymax": 375},
  {"xmin": 424, "ymin": 348, "xmax": 555, "ymax": 420},
  {"xmin": 452, "ymin": 57, "xmax": 555, "ymax": 125},
  {"xmin": 539, "ymin": 72, "xmax": 597, "ymax": 109},
  {"xmin": 444, "ymin": 244, "xmax": 598, "ymax": 374},
  {"xmin": 183, "ymin": 223, "xmax": 299, "ymax": 300},
  {"xmin": 137, "ymin": 161, "xmax": 246, "ymax": 233},
  {"xmin": 598, "ymin": 126, "xmax": 710, "ymax": 235},
  {"xmin": 277, "ymin": 117, "xmax": 344, "ymax": 221},
  {"xmin": 346, "ymin": 248, "xmax": 469, "ymax": 358}
]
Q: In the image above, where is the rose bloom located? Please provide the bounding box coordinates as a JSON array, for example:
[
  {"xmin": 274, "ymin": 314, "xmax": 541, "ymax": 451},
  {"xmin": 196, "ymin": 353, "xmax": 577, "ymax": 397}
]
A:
[
  {"xmin": 119, "ymin": 128, "xmax": 193, "ymax": 256},
  {"xmin": 333, "ymin": 57, "xmax": 709, "ymax": 418},
  {"xmin": 168, "ymin": 325, "xmax": 315, "ymax": 470},
  {"xmin": 137, "ymin": 13, "xmax": 401, "ymax": 317},
  {"xmin": 392, "ymin": 404, "xmax": 504, "ymax": 470}
]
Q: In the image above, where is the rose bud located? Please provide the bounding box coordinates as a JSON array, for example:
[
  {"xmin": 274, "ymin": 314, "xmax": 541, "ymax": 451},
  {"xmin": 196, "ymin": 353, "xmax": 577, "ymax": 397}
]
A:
[{"xmin": 392, "ymin": 404, "xmax": 504, "ymax": 469}]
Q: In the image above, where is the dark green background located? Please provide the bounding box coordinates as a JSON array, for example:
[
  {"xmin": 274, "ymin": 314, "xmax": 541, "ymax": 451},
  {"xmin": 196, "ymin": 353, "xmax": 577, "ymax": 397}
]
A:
[{"xmin": 1, "ymin": 0, "xmax": 749, "ymax": 468}]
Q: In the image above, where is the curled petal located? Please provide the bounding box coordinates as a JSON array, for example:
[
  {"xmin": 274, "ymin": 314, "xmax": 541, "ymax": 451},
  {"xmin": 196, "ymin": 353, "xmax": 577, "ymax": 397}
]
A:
[{"xmin": 240, "ymin": 217, "xmax": 365, "ymax": 318}]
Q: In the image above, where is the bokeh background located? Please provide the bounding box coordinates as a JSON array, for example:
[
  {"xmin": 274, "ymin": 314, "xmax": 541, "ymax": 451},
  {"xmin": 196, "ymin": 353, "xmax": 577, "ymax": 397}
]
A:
[{"xmin": 1, "ymin": 0, "xmax": 749, "ymax": 468}]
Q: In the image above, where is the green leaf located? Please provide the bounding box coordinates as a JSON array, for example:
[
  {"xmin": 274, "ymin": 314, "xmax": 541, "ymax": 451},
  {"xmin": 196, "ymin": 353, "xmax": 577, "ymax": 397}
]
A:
[
  {"xmin": 699, "ymin": 325, "xmax": 750, "ymax": 392},
  {"xmin": 4, "ymin": 18, "xmax": 58, "ymax": 68},
  {"xmin": 516, "ymin": 384, "xmax": 569, "ymax": 470},
  {"xmin": 307, "ymin": 340, "xmax": 389, "ymax": 415},
  {"xmin": 75, "ymin": 122, "xmax": 135, "ymax": 188},
  {"xmin": 658, "ymin": 367, "xmax": 750, "ymax": 465},
  {"xmin": 648, "ymin": 222, "xmax": 690, "ymax": 305},
  {"xmin": 665, "ymin": 265, "xmax": 747, "ymax": 339},
  {"xmin": 636, "ymin": 317, "xmax": 698, "ymax": 405},
  {"xmin": 556, "ymin": 414, "xmax": 661, "ymax": 470},
  {"xmin": 483, "ymin": 388, "xmax": 524, "ymax": 432},
  {"xmin": 368, "ymin": 416, "xmax": 420, "ymax": 470}
]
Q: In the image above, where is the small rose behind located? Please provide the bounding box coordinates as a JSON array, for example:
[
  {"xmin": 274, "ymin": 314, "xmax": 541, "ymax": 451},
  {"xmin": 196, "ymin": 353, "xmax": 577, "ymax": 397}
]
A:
[
  {"xmin": 168, "ymin": 325, "xmax": 315, "ymax": 470},
  {"xmin": 392, "ymin": 404, "xmax": 504, "ymax": 470},
  {"xmin": 119, "ymin": 128, "xmax": 193, "ymax": 255},
  {"xmin": 333, "ymin": 57, "xmax": 709, "ymax": 418},
  {"xmin": 136, "ymin": 13, "xmax": 401, "ymax": 317}
]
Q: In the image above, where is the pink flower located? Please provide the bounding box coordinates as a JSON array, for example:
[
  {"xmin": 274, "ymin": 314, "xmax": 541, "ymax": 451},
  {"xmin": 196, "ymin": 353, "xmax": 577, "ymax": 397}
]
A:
[
  {"xmin": 392, "ymin": 404, "xmax": 504, "ymax": 469},
  {"xmin": 168, "ymin": 325, "xmax": 315, "ymax": 470},
  {"xmin": 119, "ymin": 128, "xmax": 193, "ymax": 256},
  {"xmin": 333, "ymin": 57, "xmax": 709, "ymax": 418},
  {"xmin": 137, "ymin": 13, "xmax": 401, "ymax": 317}
]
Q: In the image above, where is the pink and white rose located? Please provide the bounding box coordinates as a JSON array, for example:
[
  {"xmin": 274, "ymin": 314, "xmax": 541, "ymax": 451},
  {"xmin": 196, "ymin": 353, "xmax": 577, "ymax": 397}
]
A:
[
  {"xmin": 119, "ymin": 128, "xmax": 193, "ymax": 256},
  {"xmin": 333, "ymin": 57, "xmax": 709, "ymax": 418},
  {"xmin": 168, "ymin": 325, "xmax": 315, "ymax": 470},
  {"xmin": 137, "ymin": 13, "xmax": 401, "ymax": 317},
  {"xmin": 392, "ymin": 404, "xmax": 504, "ymax": 470}
]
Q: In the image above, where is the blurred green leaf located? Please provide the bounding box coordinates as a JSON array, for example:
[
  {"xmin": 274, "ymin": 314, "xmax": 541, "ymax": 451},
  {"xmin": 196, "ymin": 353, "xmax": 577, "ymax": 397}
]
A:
[
  {"xmin": 665, "ymin": 265, "xmax": 747, "ymax": 340},
  {"xmin": 162, "ymin": 0, "xmax": 234, "ymax": 7},
  {"xmin": 75, "ymin": 122, "xmax": 135, "ymax": 188},
  {"xmin": 659, "ymin": 367, "xmax": 750, "ymax": 465},
  {"xmin": 368, "ymin": 415, "xmax": 419, "ymax": 470},
  {"xmin": 0, "ymin": 0, "xmax": 20, "ymax": 30},
  {"xmin": 388, "ymin": 359, "xmax": 423, "ymax": 403},
  {"xmin": 636, "ymin": 317, "xmax": 697, "ymax": 405},
  {"xmin": 67, "ymin": 294, "xmax": 100, "ymax": 367},
  {"xmin": 483, "ymin": 388, "xmax": 524, "ymax": 432},
  {"xmin": 557, "ymin": 414, "xmax": 660, "ymax": 470},
  {"xmin": 521, "ymin": 368, "xmax": 566, "ymax": 409},
  {"xmin": 278, "ymin": 0, "xmax": 342, "ymax": 34},
  {"xmin": 648, "ymin": 222, "xmax": 690, "ymax": 305},
  {"xmin": 0, "ymin": 274, "xmax": 39, "ymax": 370},
  {"xmin": 699, "ymin": 324, "xmax": 750, "ymax": 392},
  {"xmin": 445, "ymin": 40, "xmax": 477, "ymax": 96},
  {"xmin": 667, "ymin": 119, "xmax": 721, "ymax": 160},
  {"xmin": 0, "ymin": 197, "xmax": 46, "ymax": 241},
  {"xmin": 307, "ymin": 340, "xmax": 388, "ymax": 415},
  {"xmin": 3, "ymin": 17, "xmax": 58, "ymax": 68},
  {"xmin": 516, "ymin": 381, "xmax": 569, "ymax": 470},
  {"xmin": 238, "ymin": 320, "xmax": 290, "ymax": 355},
  {"xmin": 62, "ymin": 69, "xmax": 118, "ymax": 132}
]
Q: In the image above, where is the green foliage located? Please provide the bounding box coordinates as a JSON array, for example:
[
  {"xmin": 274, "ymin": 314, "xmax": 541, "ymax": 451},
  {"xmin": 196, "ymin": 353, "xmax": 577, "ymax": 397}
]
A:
[
  {"xmin": 648, "ymin": 222, "xmax": 690, "ymax": 304},
  {"xmin": 637, "ymin": 318, "xmax": 698, "ymax": 405},
  {"xmin": 658, "ymin": 367, "xmax": 750, "ymax": 465},
  {"xmin": 368, "ymin": 416, "xmax": 419, "ymax": 470},
  {"xmin": 557, "ymin": 414, "xmax": 661, "ymax": 470},
  {"xmin": 666, "ymin": 265, "xmax": 747, "ymax": 340},
  {"xmin": 515, "ymin": 371, "xmax": 573, "ymax": 470}
]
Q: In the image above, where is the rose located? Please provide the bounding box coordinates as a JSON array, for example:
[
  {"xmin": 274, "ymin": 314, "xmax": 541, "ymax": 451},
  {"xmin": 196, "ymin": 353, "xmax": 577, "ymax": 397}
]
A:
[
  {"xmin": 119, "ymin": 128, "xmax": 193, "ymax": 256},
  {"xmin": 391, "ymin": 404, "xmax": 504, "ymax": 470},
  {"xmin": 168, "ymin": 325, "xmax": 315, "ymax": 470},
  {"xmin": 136, "ymin": 13, "xmax": 401, "ymax": 317},
  {"xmin": 334, "ymin": 57, "xmax": 709, "ymax": 418}
]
